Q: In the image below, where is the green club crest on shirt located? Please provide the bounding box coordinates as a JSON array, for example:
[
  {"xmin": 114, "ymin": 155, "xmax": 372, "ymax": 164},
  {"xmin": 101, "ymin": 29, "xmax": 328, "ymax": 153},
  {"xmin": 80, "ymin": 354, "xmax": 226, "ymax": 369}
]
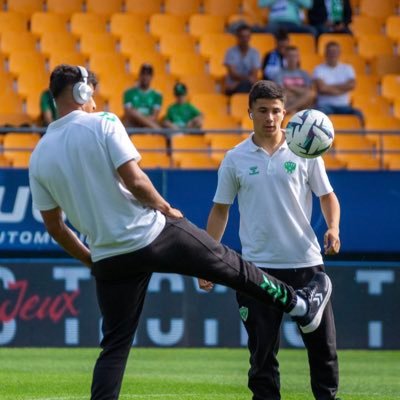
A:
[
  {"xmin": 284, "ymin": 161, "xmax": 296, "ymax": 174},
  {"xmin": 100, "ymin": 112, "xmax": 116, "ymax": 122},
  {"xmin": 249, "ymin": 166, "xmax": 259, "ymax": 175},
  {"xmin": 239, "ymin": 306, "xmax": 249, "ymax": 322}
]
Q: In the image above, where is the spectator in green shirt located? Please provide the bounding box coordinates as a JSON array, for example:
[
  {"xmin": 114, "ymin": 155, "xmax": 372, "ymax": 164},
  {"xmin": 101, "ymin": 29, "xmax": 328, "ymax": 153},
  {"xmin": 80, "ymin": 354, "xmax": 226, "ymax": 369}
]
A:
[
  {"xmin": 163, "ymin": 83, "xmax": 203, "ymax": 130},
  {"xmin": 40, "ymin": 89, "xmax": 58, "ymax": 126},
  {"xmin": 123, "ymin": 63, "xmax": 163, "ymax": 129}
]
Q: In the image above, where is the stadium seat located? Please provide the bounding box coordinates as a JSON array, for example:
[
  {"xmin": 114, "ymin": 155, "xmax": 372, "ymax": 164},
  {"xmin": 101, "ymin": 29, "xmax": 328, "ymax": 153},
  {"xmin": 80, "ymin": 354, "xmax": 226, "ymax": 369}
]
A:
[
  {"xmin": 110, "ymin": 13, "xmax": 147, "ymax": 37},
  {"xmin": 331, "ymin": 133, "xmax": 376, "ymax": 151},
  {"xmin": 0, "ymin": 31, "xmax": 37, "ymax": 55},
  {"xmin": 0, "ymin": 91, "xmax": 24, "ymax": 115},
  {"xmin": 149, "ymin": 14, "xmax": 187, "ymax": 38},
  {"xmin": 178, "ymin": 74, "xmax": 217, "ymax": 95},
  {"xmin": 359, "ymin": 0, "xmax": 397, "ymax": 23},
  {"xmin": 164, "ymin": 0, "xmax": 201, "ymax": 17},
  {"xmin": 130, "ymin": 134, "xmax": 168, "ymax": 153},
  {"xmin": 0, "ymin": 12, "xmax": 28, "ymax": 34},
  {"xmin": 394, "ymin": 99, "xmax": 400, "ymax": 119},
  {"xmin": 250, "ymin": 33, "xmax": 276, "ymax": 55},
  {"xmin": 96, "ymin": 73, "xmax": 133, "ymax": 100},
  {"xmin": 17, "ymin": 69, "xmax": 49, "ymax": 99},
  {"xmin": 9, "ymin": 152, "xmax": 33, "ymax": 168},
  {"xmin": 128, "ymin": 52, "xmax": 167, "ymax": 76},
  {"xmin": 202, "ymin": 114, "xmax": 239, "ymax": 130},
  {"xmin": 151, "ymin": 72, "xmax": 176, "ymax": 96},
  {"xmin": 318, "ymin": 34, "xmax": 355, "ymax": 55},
  {"xmin": 370, "ymin": 55, "xmax": 400, "ymax": 78},
  {"xmin": 321, "ymin": 153, "xmax": 347, "ymax": 170},
  {"xmin": 301, "ymin": 54, "xmax": 324, "ymax": 75},
  {"xmin": 205, "ymin": 133, "xmax": 243, "ymax": 162},
  {"xmin": 191, "ymin": 93, "xmax": 229, "ymax": 116},
  {"xmin": 85, "ymin": 0, "xmax": 123, "ymax": 15},
  {"xmin": 241, "ymin": 0, "xmax": 270, "ymax": 25},
  {"xmin": 350, "ymin": 15, "xmax": 382, "ymax": 37},
  {"xmin": 230, "ymin": 93, "xmax": 249, "ymax": 123},
  {"xmin": 30, "ymin": 12, "xmax": 69, "ymax": 35},
  {"xmin": 203, "ymin": 0, "xmax": 241, "ymax": 16},
  {"xmin": 89, "ymin": 53, "xmax": 126, "ymax": 79},
  {"xmin": 174, "ymin": 153, "xmax": 219, "ymax": 169},
  {"xmin": 0, "ymin": 155, "xmax": 12, "ymax": 168},
  {"xmin": 383, "ymin": 153, "xmax": 400, "ymax": 170},
  {"xmin": 199, "ymin": 33, "xmax": 236, "ymax": 60},
  {"xmin": 7, "ymin": 0, "xmax": 44, "ymax": 14},
  {"xmin": 138, "ymin": 153, "xmax": 171, "ymax": 169},
  {"xmin": 48, "ymin": 52, "xmax": 87, "ymax": 71},
  {"xmin": 188, "ymin": 14, "xmax": 226, "ymax": 39},
  {"xmin": 0, "ymin": 70, "xmax": 15, "ymax": 92},
  {"xmin": 119, "ymin": 34, "xmax": 158, "ymax": 56},
  {"xmin": 208, "ymin": 55, "xmax": 227, "ymax": 80},
  {"xmin": 365, "ymin": 116, "xmax": 400, "ymax": 131},
  {"xmin": 357, "ymin": 35, "xmax": 394, "ymax": 61},
  {"xmin": 8, "ymin": 52, "xmax": 46, "ymax": 77},
  {"xmin": 289, "ymin": 33, "xmax": 316, "ymax": 55},
  {"xmin": 3, "ymin": 133, "xmax": 41, "ymax": 168},
  {"xmin": 46, "ymin": 0, "xmax": 83, "ymax": 14},
  {"xmin": 70, "ymin": 13, "xmax": 108, "ymax": 36},
  {"xmin": 385, "ymin": 16, "xmax": 400, "ymax": 41},
  {"xmin": 169, "ymin": 53, "xmax": 207, "ymax": 79},
  {"xmin": 352, "ymin": 96, "xmax": 392, "ymax": 118},
  {"xmin": 241, "ymin": 114, "xmax": 253, "ymax": 130},
  {"xmin": 125, "ymin": 0, "xmax": 163, "ymax": 16},
  {"xmin": 329, "ymin": 115, "xmax": 363, "ymax": 130},
  {"xmin": 336, "ymin": 154, "xmax": 381, "ymax": 170},
  {"xmin": 340, "ymin": 54, "xmax": 367, "ymax": 75},
  {"xmin": 40, "ymin": 32, "xmax": 78, "ymax": 55},
  {"xmin": 381, "ymin": 74, "xmax": 400, "ymax": 102},
  {"xmin": 350, "ymin": 74, "xmax": 379, "ymax": 98},
  {"xmin": 159, "ymin": 34, "xmax": 197, "ymax": 60},
  {"xmin": 107, "ymin": 95, "xmax": 124, "ymax": 118},
  {"xmin": 79, "ymin": 33, "xmax": 117, "ymax": 56}
]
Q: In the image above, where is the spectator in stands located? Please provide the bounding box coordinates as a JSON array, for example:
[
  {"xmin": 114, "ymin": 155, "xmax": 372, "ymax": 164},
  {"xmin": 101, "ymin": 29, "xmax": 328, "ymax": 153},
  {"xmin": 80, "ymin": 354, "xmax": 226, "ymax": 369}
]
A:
[
  {"xmin": 258, "ymin": 0, "xmax": 317, "ymax": 36},
  {"xmin": 40, "ymin": 89, "xmax": 57, "ymax": 126},
  {"xmin": 275, "ymin": 45, "xmax": 315, "ymax": 114},
  {"xmin": 123, "ymin": 63, "xmax": 163, "ymax": 129},
  {"xmin": 308, "ymin": 0, "xmax": 353, "ymax": 37},
  {"xmin": 261, "ymin": 29, "xmax": 289, "ymax": 81},
  {"xmin": 313, "ymin": 41, "xmax": 363, "ymax": 124},
  {"xmin": 162, "ymin": 83, "xmax": 203, "ymax": 131},
  {"xmin": 224, "ymin": 24, "xmax": 261, "ymax": 96}
]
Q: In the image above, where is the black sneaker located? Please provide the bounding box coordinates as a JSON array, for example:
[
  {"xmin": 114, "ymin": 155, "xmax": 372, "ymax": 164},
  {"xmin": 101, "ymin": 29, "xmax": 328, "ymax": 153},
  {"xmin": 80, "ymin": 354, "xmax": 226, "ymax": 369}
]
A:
[{"xmin": 293, "ymin": 272, "xmax": 332, "ymax": 334}]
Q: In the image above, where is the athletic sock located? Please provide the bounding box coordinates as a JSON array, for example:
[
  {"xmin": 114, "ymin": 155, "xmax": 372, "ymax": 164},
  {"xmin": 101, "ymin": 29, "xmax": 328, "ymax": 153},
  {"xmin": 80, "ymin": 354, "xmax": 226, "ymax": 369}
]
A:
[{"xmin": 289, "ymin": 295, "xmax": 308, "ymax": 317}]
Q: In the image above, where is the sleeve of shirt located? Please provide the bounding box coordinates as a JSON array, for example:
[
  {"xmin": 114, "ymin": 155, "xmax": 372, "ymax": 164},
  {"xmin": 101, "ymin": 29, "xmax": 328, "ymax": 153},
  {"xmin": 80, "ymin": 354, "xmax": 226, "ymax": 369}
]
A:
[
  {"xmin": 252, "ymin": 48, "xmax": 261, "ymax": 69},
  {"xmin": 104, "ymin": 114, "xmax": 141, "ymax": 168},
  {"xmin": 312, "ymin": 65, "xmax": 322, "ymax": 80},
  {"xmin": 308, "ymin": 157, "xmax": 333, "ymax": 197},
  {"xmin": 154, "ymin": 91, "xmax": 163, "ymax": 110},
  {"xmin": 189, "ymin": 103, "xmax": 201, "ymax": 118},
  {"xmin": 29, "ymin": 172, "xmax": 58, "ymax": 211},
  {"xmin": 224, "ymin": 48, "xmax": 235, "ymax": 66},
  {"xmin": 213, "ymin": 155, "xmax": 239, "ymax": 205},
  {"xmin": 123, "ymin": 89, "xmax": 133, "ymax": 108},
  {"xmin": 345, "ymin": 64, "xmax": 355, "ymax": 80}
]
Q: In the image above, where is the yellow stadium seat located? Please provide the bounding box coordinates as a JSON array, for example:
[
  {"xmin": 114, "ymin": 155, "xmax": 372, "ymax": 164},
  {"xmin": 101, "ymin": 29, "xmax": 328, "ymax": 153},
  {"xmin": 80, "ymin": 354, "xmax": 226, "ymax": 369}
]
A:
[
  {"xmin": 202, "ymin": 114, "xmax": 239, "ymax": 130},
  {"xmin": 227, "ymin": 14, "xmax": 260, "ymax": 27},
  {"xmin": 250, "ymin": 33, "xmax": 275, "ymax": 55},
  {"xmin": 289, "ymin": 33, "xmax": 316, "ymax": 55},
  {"xmin": 394, "ymin": 99, "xmax": 400, "ymax": 119},
  {"xmin": 178, "ymin": 74, "xmax": 217, "ymax": 95},
  {"xmin": 230, "ymin": 93, "xmax": 249, "ymax": 122},
  {"xmin": 188, "ymin": 14, "xmax": 226, "ymax": 39},
  {"xmin": 46, "ymin": 0, "xmax": 83, "ymax": 14},
  {"xmin": 8, "ymin": 52, "xmax": 46, "ymax": 77},
  {"xmin": 0, "ymin": 155, "xmax": 12, "ymax": 168},
  {"xmin": 359, "ymin": 0, "xmax": 396, "ymax": 23},
  {"xmin": 49, "ymin": 52, "xmax": 87, "ymax": 71},
  {"xmin": 383, "ymin": 153, "xmax": 400, "ymax": 170},
  {"xmin": 86, "ymin": 0, "xmax": 123, "ymax": 15},
  {"xmin": 128, "ymin": 52, "xmax": 167, "ymax": 76},
  {"xmin": 340, "ymin": 54, "xmax": 367, "ymax": 75},
  {"xmin": 386, "ymin": 16, "xmax": 400, "ymax": 41},
  {"xmin": 110, "ymin": 13, "xmax": 147, "ymax": 37},
  {"xmin": 17, "ymin": 69, "xmax": 49, "ymax": 99},
  {"xmin": 79, "ymin": 33, "xmax": 117, "ymax": 56},
  {"xmin": 191, "ymin": 93, "xmax": 228, "ymax": 116},
  {"xmin": 318, "ymin": 34, "xmax": 355, "ymax": 55},
  {"xmin": 370, "ymin": 55, "xmax": 400, "ymax": 78},
  {"xmin": 0, "ymin": 91, "xmax": 24, "ymax": 114},
  {"xmin": 131, "ymin": 134, "xmax": 168, "ymax": 152},
  {"xmin": 350, "ymin": 74, "xmax": 379, "ymax": 98},
  {"xmin": 96, "ymin": 73, "xmax": 133, "ymax": 100},
  {"xmin": 7, "ymin": 0, "xmax": 43, "ymax": 14},
  {"xmin": 174, "ymin": 154, "xmax": 219, "ymax": 169},
  {"xmin": 3, "ymin": 133, "xmax": 41, "ymax": 167},
  {"xmin": 164, "ymin": 0, "xmax": 201, "ymax": 17},
  {"xmin": 199, "ymin": 33, "xmax": 236, "ymax": 60},
  {"xmin": 138, "ymin": 153, "xmax": 172, "ymax": 169},
  {"xmin": 169, "ymin": 53, "xmax": 207, "ymax": 79},
  {"xmin": 0, "ymin": 70, "xmax": 15, "ymax": 92},
  {"xmin": 30, "ymin": 12, "xmax": 69, "ymax": 35},
  {"xmin": 301, "ymin": 54, "xmax": 324, "ymax": 75},
  {"xmin": 321, "ymin": 153, "xmax": 347, "ymax": 170},
  {"xmin": 350, "ymin": 15, "xmax": 382, "ymax": 37},
  {"xmin": 365, "ymin": 116, "xmax": 400, "ymax": 131},
  {"xmin": 0, "ymin": 31, "xmax": 37, "ymax": 55},
  {"xmin": 203, "ymin": 0, "xmax": 241, "ymax": 16},
  {"xmin": 357, "ymin": 35, "xmax": 394, "ymax": 61},
  {"xmin": 125, "ymin": 0, "xmax": 163, "ymax": 16},
  {"xmin": 329, "ymin": 115, "xmax": 363, "ymax": 130},
  {"xmin": 89, "ymin": 53, "xmax": 126, "ymax": 79},
  {"xmin": 380, "ymin": 135, "xmax": 400, "ymax": 170},
  {"xmin": 381, "ymin": 74, "xmax": 400, "ymax": 102},
  {"xmin": 40, "ymin": 32, "xmax": 78, "ymax": 55},
  {"xmin": 208, "ymin": 55, "xmax": 227, "ymax": 80},
  {"xmin": 336, "ymin": 154, "xmax": 381, "ymax": 170},
  {"xmin": 0, "ymin": 12, "xmax": 28, "ymax": 34},
  {"xmin": 149, "ymin": 14, "xmax": 187, "ymax": 38},
  {"xmin": 70, "ymin": 13, "xmax": 107, "ymax": 36},
  {"xmin": 242, "ymin": 0, "xmax": 270, "ymax": 25},
  {"xmin": 9, "ymin": 152, "xmax": 33, "ymax": 168},
  {"xmin": 241, "ymin": 114, "xmax": 253, "ymax": 130},
  {"xmin": 159, "ymin": 34, "xmax": 197, "ymax": 60},
  {"xmin": 352, "ymin": 96, "xmax": 392, "ymax": 118},
  {"xmin": 333, "ymin": 133, "xmax": 376, "ymax": 152},
  {"xmin": 119, "ymin": 33, "xmax": 158, "ymax": 56},
  {"xmin": 206, "ymin": 133, "xmax": 243, "ymax": 162}
]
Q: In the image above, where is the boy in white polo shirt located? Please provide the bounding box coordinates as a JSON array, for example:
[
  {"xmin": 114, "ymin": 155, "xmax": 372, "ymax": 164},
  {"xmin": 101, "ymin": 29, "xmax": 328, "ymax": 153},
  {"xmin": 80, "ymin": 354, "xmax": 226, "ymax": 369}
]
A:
[
  {"xmin": 29, "ymin": 66, "xmax": 333, "ymax": 400},
  {"xmin": 199, "ymin": 81, "xmax": 341, "ymax": 400}
]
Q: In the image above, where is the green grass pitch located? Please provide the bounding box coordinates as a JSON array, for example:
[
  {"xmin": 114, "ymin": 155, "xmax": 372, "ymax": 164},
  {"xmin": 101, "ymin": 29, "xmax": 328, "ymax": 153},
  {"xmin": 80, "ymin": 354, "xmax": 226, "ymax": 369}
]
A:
[{"xmin": 0, "ymin": 348, "xmax": 399, "ymax": 399}]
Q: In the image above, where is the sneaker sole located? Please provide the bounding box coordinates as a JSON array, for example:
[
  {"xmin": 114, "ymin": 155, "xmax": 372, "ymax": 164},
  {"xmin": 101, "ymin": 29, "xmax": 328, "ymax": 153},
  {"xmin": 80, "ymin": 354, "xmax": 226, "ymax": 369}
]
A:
[{"xmin": 300, "ymin": 274, "xmax": 332, "ymax": 334}]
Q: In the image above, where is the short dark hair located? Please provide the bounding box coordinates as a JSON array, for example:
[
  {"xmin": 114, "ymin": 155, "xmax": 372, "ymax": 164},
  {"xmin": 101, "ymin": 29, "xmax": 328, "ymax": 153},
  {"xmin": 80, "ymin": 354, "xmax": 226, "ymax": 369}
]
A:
[
  {"xmin": 325, "ymin": 41, "xmax": 340, "ymax": 51},
  {"xmin": 285, "ymin": 45, "xmax": 298, "ymax": 52},
  {"xmin": 249, "ymin": 80, "xmax": 285, "ymax": 108},
  {"xmin": 236, "ymin": 23, "xmax": 251, "ymax": 35},
  {"xmin": 139, "ymin": 63, "xmax": 154, "ymax": 75},
  {"xmin": 275, "ymin": 28, "xmax": 289, "ymax": 42},
  {"xmin": 49, "ymin": 64, "xmax": 98, "ymax": 99}
]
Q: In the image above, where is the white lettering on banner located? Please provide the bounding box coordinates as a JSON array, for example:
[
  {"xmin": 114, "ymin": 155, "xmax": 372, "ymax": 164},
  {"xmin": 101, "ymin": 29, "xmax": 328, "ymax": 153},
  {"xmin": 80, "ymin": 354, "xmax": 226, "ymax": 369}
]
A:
[
  {"xmin": 65, "ymin": 318, "xmax": 79, "ymax": 345},
  {"xmin": 283, "ymin": 322, "xmax": 304, "ymax": 348},
  {"xmin": 0, "ymin": 186, "xmax": 30, "ymax": 223},
  {"xmin": 356, "ymin": 270, "xmax": 395, "ymax": 295},
  {"xmin": 148, "ymin": 273, "xmax": 184, "ymax": 293},
  {"xmin": 0, "ymin": 267, "xmax": 17, "ymax": 344},
  {"xmin": 147, "ymin": 318, "xmax": 184, "ymax": 345},
  {"xmin": 204, "ymin": 319, "xmax": 218, "ymax": 346},
  {"xmin": 369, "ymin": 321, "xmax": 382, "ymax": 348},
  {"xmin": 0, "ymin": 230, "xmax": 84, "ymax": 246}
]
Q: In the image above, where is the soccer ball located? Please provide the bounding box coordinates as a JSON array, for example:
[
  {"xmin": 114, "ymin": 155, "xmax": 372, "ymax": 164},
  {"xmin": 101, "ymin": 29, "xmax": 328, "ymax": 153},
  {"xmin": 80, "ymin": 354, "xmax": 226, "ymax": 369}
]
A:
[{"xmin": 285, "ymin": 109, "xmax": 334, "ymax": 159}]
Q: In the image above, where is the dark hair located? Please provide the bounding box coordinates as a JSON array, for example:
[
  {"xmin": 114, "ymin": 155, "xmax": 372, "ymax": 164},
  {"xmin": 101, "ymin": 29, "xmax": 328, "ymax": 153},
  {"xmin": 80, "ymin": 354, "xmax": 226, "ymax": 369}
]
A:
[
  {"xmin": 285, "ymin": 45, "xmax": 298, "ymax": 52},
  {"xmin": 249, "ymin": 80, "xmax": 285, "ymax": 107},
  {"xmin": 49, "ymin": 64, "xmax": 98, "ymax": 99},
  {"xmin": 325, "ymin": 41, "xmax": 340, "ymax": 50},
  {"xmin": 236, "ymin": 23, "xmax": 251, "ymax": 35},
  {"xmin": 274, "ymin": 28, "xmax": 289, "ymax": 42}
]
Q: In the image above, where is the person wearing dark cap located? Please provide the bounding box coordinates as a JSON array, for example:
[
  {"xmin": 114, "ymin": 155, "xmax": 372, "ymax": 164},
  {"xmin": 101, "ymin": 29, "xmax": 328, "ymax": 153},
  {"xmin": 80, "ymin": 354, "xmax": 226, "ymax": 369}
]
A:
[
  {"xmin": 123, "ymin": 63, "xmax": 163, "ymax": 129},
  {"xmin": 162, "ymin": 83, "xmax": 203, "ymax": 130}
]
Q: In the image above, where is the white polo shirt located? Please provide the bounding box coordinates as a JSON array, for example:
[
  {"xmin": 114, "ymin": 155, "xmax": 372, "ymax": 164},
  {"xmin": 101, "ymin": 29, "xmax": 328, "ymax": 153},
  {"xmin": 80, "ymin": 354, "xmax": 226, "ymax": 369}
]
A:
[
  {"xmin": 29, "ymin": 110, "xmax": 165, "ymax": 262},
  {"xmin": 213, "ymin": 135, "xmax": 333, "ymax": 269}
]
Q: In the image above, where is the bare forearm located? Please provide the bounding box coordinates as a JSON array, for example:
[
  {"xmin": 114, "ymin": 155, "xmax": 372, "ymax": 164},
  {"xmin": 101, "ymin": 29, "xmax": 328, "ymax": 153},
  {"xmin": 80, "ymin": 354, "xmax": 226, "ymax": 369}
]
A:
[
  {"xmin": 320, "ymin": 192, "xmax": 340, "ymax": 230},
  {"xmin": 206, "ymin": 205, "xmax": 229, "ymax": 242}
]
